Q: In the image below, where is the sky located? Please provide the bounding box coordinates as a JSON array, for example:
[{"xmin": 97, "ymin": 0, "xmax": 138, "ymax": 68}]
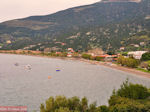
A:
[{"xmin": 0, "ymin": 0, "xmax": 100, "ymax": 23}]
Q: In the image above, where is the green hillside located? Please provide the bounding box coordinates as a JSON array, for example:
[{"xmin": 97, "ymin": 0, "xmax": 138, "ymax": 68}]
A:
[{"xmin": 0, "ymin": 0, "xmax": 150, "ymax": 52}]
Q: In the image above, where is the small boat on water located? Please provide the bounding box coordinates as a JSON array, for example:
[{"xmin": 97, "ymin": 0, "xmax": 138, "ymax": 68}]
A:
[
  {"xmin": 25, "ymin": 64, "xmax": 32, "ymax": 70},
  {"xmin": 56, "ymin": 70, "xmax": 60, "ymax": 72},
  {"xmin": 14, "ymin": 63, "xmax": 19, "ymax": 66}
]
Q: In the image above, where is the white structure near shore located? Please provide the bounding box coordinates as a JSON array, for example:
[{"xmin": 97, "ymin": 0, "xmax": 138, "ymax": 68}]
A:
[{"xmin": 128, "ymin": 51, "xmax": 148, "ymax": 59}]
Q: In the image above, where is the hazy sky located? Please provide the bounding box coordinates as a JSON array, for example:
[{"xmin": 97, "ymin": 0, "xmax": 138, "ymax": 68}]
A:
[{"xmin": 0, "ymin": 0, "xmax": 100, "ymax": 23}]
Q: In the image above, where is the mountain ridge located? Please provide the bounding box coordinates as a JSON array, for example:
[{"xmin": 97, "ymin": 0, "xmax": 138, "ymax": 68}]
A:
[
  {"xmin": 0, "ymin": 0, "xmax": 150, "ymax": 52},
  {"xmin": 101, "ymin": 0, "xmax": 141, "ymax": 3}
]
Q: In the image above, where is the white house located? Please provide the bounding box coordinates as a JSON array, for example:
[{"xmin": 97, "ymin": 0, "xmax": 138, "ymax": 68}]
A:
[{"xmin": 128, "ymin": 51, "xmax": 148, "ymax": 59}]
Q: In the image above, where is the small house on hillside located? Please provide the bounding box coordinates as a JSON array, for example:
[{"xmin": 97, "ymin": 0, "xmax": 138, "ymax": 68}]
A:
[
  {"xmin": 67, "ymin": 48, "xmax": 74, "ymax": 57},
  {"xmin": 120, "ymin": 47, "xmax": 125, "ymax": 51},
  {"xmin": 68, "ymin": 48, "xmax": 74, "ymax": 53}
]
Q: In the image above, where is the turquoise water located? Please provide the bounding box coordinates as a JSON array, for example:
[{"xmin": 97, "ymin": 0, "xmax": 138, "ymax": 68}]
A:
[{"xmin": 0, "ymin": 54, "xmax": 150, "ymax": 112}]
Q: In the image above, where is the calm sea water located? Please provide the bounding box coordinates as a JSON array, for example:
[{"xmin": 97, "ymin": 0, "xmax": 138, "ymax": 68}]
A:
[{"xmin": 0, "ymin": 54, "xmax": 150, "ymax": 112}]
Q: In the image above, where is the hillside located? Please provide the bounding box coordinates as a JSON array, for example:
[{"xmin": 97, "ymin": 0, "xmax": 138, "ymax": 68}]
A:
[
  {"xmin": 101, "ymin": 0, "xmax": 141, "ymax": 2},
  {"xmin": 0, "ymin": 0, "xmax": 150, "ymax": 52}
]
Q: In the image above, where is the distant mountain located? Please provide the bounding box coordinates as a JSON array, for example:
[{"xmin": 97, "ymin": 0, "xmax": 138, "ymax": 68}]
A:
[
  {"xmin": 101, "ymin": 0, "xmax": 141, "ymax": 2},
  {"xmin": 0, "ymin": 0, "xmax": 150, "ymax": 52}
]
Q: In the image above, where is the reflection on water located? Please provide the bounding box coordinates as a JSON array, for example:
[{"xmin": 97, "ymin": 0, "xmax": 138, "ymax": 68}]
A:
[{"xmin": 0, "ymin": 54, "xmax": 150, "ymax": 112}]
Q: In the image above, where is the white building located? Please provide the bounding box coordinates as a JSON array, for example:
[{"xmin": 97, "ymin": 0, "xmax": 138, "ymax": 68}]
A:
[{"xmin": 128, "ymin": 51, "xmax": 148, "ymax": 59}]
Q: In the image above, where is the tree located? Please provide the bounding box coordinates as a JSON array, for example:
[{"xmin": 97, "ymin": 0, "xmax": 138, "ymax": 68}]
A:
[
  {"xmin": 82, "ymin": 54, "xmax": 91, "ymax": 60},
  {"xmin": 97, "ymin": 105, "xmax": 109, "ymax": 112},
  {"xmin": 115, "ymin": 79, "xmax": 150, "ymax": 100},
  {"xmin": 55, "ymin": 107, "xmax": 71, "ymax": 112},
  {"xmin": 141, "ymin": 52, "xmax": 150, "ymax": 61},
  {"xmin": 40, "ymin": 96, "xmax": 98, "ymax": 112}
]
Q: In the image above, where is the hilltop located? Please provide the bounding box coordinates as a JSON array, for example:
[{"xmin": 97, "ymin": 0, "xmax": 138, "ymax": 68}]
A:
[{"xmin": 101, "ymin": 0, "xmax": 141, "ymax": 2}]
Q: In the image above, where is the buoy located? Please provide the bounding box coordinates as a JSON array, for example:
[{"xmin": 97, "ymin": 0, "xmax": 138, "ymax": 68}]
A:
[
  {"xmin": 48, "ymin": 76, "xmax": 51, "ymax": 79},
  {"xmin": 56, "ymin": 70, "xmax": 60, "ymax": 72}
]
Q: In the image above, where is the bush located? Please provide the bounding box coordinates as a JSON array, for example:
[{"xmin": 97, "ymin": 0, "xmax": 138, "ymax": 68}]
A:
[
  {"xmin": 141, "ymin": 52, "xmax": 150, "ymax": 61},
  {"xmin": 59, "ymin": 52, "xmax": 67, "ymax": 57},
  {"xmin": 140, "ymin": 62, "xmax": 149, "ymax": 68},
  {"xmin": 121, "ymin": 52, "xmax": 128, "ymax": 56},
  {"xmin": 140, "ymin": 62, "xmax": 150, "ymax": 71},
  {"xmin": 95, "ymin": 56, "xmax": 104, "ymax": 61},
  {"xmin": 72, "ymin": 53, "xmax": 80, "ymax": 58},
  {"xmin": 90, "ymin": 56, "xmax": 96, "ymax": 60},
  {"xmin": 82, "ymin": 54, "xmax": 104, "ymax": 61},
  {"xmin": 147, "ymin": 64, "xmax": 150, "ymax": 71},
  {"xmin": 117, "ymin": 55, "xmax": 139, "ymax": 68},
  {"xmin": 82, "ymin": 54, "xmax": 91, "ymax": 60}
]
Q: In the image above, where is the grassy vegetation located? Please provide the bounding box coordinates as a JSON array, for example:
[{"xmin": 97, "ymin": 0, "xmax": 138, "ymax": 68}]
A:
[
  {"xmin": 136, "ymin": 68, "xmax": 150, "ymax": 73},
  {"xmin": 82, "ymin": 54, "xmax": 105, "ymax": 61}
]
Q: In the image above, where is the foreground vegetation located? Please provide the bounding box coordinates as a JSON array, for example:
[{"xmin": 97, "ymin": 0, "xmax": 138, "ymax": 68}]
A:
[{"xmin": 40, "ymin": 80, "xmax": 150, "ymax": 112}]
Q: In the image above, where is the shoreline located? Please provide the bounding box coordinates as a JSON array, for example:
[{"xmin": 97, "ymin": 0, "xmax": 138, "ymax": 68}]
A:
[{"xmin": 1, "ymin": 52, "xmax": 150, "ymax": 79}]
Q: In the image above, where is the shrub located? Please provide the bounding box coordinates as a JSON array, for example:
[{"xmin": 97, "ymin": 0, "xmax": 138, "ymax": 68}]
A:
[
  {"xmin": 82, "ymin": 54, "xmax": 91, "ymax": 60},
  {"xmin": 59, "ymin": 52, "xmax": 67, "ymax": 57},
  {"xmin": 140, "ymin": 62, "xmax": 149, "ymax": 68},
  {"xmin": 117, "ymin": 55, "xmax": 139, "ymax": 68},
  {"xmin": 90, "ymin": 56, "xmax": 96, "ymax": 60},
  {"xmin": 147, "ymin": 64, "xmax": 150, "ymax": 71},
  {"xmin": 125, "ymin": 58, "xmax": 139, "ymax": 68},
  {"xmin": 140, "ymin": 62, "xmax": 150, "ymax": 71},
  {"xmin": 141, "ymin": 52, "xmax": 150, "ymax": 61},
  {"xmin": 95, "ymin": 56, "xmax": 104, "ymax": 61},
  {"xmin": 72, "ymin": 53, "xmax": 80, "ymax": 58},
  {"xmin": 121, "ymin": 52, "xmax": 128, "ymax": 56}
]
